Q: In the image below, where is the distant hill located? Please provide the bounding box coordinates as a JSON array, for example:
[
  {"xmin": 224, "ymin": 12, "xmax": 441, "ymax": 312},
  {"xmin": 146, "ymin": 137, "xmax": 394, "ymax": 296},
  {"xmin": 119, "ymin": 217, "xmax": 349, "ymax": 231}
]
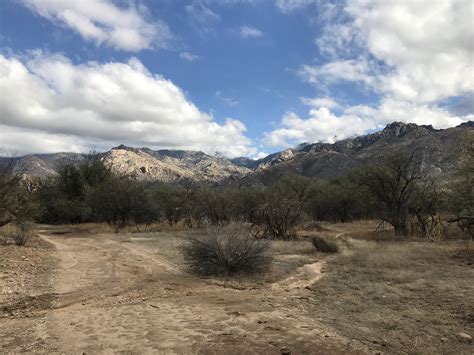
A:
[{"xmin": 1, "ymin": 121, "xmax": 472, "ymax": 184}]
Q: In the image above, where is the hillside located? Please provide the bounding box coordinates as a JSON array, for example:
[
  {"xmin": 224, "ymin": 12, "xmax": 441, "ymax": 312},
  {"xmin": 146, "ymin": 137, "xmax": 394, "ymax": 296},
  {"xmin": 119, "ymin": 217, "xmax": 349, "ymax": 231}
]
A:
[
  {"xmin": 1, "ymin": 121, "xmax": 472, "ymax": 184},
  {"xmin": 238, "ymin": 121, "xmax": 473, "ymax": 185}
]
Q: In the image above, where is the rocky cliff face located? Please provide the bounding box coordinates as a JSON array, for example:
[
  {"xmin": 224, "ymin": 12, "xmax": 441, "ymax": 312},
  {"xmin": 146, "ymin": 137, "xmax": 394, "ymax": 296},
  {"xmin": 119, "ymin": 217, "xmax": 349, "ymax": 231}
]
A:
[
  {"xmin": 240, "ymin": 121, "xmax": 473, "ymax": 185},
  {"xmin": 2, "ymin": 121, "xmax": 472, "ymax": 184},
  {"xmin": 102, "ymin": 146, "xmax": 250, "ymax": 183}
]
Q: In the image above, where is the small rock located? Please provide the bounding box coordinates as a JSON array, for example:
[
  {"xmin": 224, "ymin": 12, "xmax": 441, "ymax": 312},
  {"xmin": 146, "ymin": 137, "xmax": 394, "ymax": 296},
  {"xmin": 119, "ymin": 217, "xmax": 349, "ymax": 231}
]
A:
[
  {"xmin": 440, "ymin": 337, "xmax": 448, "ymax": 343},
  {"xmin": 280, "ymin": 346, "xmax": 291, "ymax": 355},
  {"xmin": 457, "ymin": 333, "xmax": 472, "ymax": 343}
]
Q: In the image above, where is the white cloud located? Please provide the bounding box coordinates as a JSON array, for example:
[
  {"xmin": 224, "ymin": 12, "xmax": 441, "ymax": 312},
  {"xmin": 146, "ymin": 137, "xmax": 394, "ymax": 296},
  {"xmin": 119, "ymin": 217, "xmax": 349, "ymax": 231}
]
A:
[
  {"xmin": 185, "ymin": 0, "xmax": 220, "ymax": 36},
  {"xmin": 268, "ymin": 0, "xmax": 473, "ymax": 148},
  {"xmin": 179, "ymin": 52, "xmax": 200, "ymax": 61},
  {"xmin": 215, "ymin": 91, "xmax": 239, "ymax": 106},
  {"xmin": 21, "ymin": 0, "xmax": 172, "ymax": 52},
  {"xmin": 299, "ymin": 58, "xmax": 376, "ymax": 87},
  {"xmin": 275, "ymin": 0, "xmax": 317, "ymax": 13},
  {"xmin": 347, "ymin": 0, "xmax": 473, "ymax": 104},
  {"xmin": 301, "ymin": 97, "xmax": 339, "ymax": 109},
  {"xmin": 0, "ymin": 52, "xmax": 255, "ymax": 158},
  {"xmin": 264, "ymin": 100, "xmax": 471, "ymax": 149},
  {"xmin": 239, "ymin": 26, "xmax": 263, "ymax": 38},
  {"xmin": 263, "ymin": 108, "xmax": 374, "ymax": 147},
  {"xmin": 309, "ymin": 0, "xmax": 474, "ymax": 105}
]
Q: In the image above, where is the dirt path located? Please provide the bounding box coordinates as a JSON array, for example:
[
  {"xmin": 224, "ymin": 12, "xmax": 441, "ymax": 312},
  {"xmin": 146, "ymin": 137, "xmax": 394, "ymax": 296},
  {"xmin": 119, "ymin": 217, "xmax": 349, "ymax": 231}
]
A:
[{"xmin": 25, "ymin": 229, "xmax": 368, "ymax": 354}]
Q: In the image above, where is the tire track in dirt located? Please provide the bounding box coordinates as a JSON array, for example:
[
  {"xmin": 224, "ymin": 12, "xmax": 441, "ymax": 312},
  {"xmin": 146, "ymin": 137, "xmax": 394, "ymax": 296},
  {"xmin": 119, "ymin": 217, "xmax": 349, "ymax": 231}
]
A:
[{"xmin": 34, "ymin": 229, "xmax": 369, "ymax": 354}]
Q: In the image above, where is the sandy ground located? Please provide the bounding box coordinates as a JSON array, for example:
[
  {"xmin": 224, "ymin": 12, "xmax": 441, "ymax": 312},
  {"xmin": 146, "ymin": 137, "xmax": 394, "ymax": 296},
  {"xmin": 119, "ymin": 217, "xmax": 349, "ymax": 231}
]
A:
[{"xmin": 1, "ymin": 227, "xmax": 370, "ymax": 354}]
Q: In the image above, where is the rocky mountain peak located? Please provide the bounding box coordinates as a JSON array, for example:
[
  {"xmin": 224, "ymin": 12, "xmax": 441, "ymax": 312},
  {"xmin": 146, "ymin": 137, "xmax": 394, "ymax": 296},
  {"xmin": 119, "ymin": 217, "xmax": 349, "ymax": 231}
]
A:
[
  {"xmin": 3, "ymin": 122, "xmax": 472, "ymax": 184},
  {"xmin": 381, "ymin": 121, "xmax": 437, "ymax": 138}
]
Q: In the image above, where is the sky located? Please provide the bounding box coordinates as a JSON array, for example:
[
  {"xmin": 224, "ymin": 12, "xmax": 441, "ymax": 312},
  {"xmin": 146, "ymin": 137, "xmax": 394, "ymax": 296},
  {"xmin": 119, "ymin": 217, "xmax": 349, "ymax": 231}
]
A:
[{"xmin": 0, "ymin": 0, "xmax": 473, "ymax": 158}]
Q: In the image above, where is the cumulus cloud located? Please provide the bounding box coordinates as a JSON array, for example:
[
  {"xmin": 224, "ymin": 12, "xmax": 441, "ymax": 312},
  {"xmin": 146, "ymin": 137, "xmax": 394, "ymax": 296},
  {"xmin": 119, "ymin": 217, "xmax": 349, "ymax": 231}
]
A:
[
  {"xmin": 266, "ymin": 0, "xmax": 473, "ymax": 149},
  {"xmin": 298, "ymin": 58, "xmax": 376, "ymax": 87},
  {"xmin": 21, "ymin": 0, "xmax": 172, "ymax": 52},
  {"xmin": 0, "ymin": 52, "xmax": 255, "ymax": 157},
  {"xmin": 348, "ymin": 0, "xmax": 473, "ymax": 103},
  {"xmin": 238, "ymin": 26, "xmax": 263, "ymax": 38},
  {"xmin": 264, "ymin": 100, "xmax": 471, "ymax": 148},
  {"xmin": 306, "ymin": 0, "xmax": 474, "ymax": 104},
  {"xmin": 300, "ymin": 97, "xmax": 339, "ymax": 109}
]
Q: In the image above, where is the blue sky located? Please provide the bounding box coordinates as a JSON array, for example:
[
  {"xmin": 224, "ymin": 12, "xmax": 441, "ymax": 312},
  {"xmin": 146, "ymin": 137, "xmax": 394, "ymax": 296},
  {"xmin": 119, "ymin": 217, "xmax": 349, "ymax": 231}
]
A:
[{"xmin": 0, "ymin": 0, "xmax": 472, "ymax": 158}]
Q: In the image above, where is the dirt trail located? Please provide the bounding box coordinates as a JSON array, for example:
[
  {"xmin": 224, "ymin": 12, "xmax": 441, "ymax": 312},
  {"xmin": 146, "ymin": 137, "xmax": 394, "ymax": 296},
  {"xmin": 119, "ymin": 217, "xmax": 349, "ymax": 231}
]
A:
[{"xmin": 25, "ymin": 228, "xmax": 368, "ymax": 354}]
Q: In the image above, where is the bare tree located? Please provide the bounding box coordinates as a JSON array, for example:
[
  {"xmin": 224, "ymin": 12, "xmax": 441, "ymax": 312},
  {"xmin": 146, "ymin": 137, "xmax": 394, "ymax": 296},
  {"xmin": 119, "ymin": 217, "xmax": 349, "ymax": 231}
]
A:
[
  {"xmin": 87, "ymin": 177, "xmax": 157, "ymax": 232},
  {"xmin": 449, "ymin": 132, "xmax": 474, "ymax": 236},
  {"xmin": 0, "ymin": 158, "xmax": 22, "ymax": 227},
  {"xmin": 360, "ymin": 153, "xmax": 423, "ymax": 236},
  {"xmin": 257, "ymin": 176, "xmax": 310, "ymax": 239}
]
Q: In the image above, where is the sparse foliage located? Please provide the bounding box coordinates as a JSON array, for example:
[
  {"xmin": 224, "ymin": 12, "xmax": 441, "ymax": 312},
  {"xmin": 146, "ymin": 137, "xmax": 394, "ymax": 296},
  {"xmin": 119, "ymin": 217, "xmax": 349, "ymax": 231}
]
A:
[
  {"xmin": 13, "ymin": 221, "xmax": 35, "ymax": 246},
  {"xmin": 358, "ymin": 153, "xmax": 424, "ymax": 236},
  {"xmin": 182, "ymin": 224, "xmax": 272, "ymax": 276},
  {"xmin": 256, "ymin": 176, "xmax": 310, "ymax": 239},
  {"xmin": 449, "ymin": 132, "xmax": 474, "ymax": 236},
  {"xmin": 0, "ymin": 158, "xmax": 38, "ymax": 227},
  {"xmin": 87, "ymin": 177, "xmax": 157, "ymax": 232}
]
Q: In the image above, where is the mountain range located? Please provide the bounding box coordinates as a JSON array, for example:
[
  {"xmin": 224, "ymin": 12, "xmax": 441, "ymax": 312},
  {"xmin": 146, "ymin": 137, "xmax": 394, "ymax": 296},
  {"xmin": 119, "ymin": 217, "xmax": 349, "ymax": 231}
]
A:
[{"xmin": 1, "ymin": 121, "xmax": 472, "ymax": 185}]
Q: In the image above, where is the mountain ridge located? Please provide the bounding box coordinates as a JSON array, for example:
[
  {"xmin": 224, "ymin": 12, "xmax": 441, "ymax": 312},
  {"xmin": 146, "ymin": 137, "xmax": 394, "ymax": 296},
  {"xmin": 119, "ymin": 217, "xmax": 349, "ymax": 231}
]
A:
[{"xmin": 1, "ymin": 121, "xmax": 472, "ymax": 184}]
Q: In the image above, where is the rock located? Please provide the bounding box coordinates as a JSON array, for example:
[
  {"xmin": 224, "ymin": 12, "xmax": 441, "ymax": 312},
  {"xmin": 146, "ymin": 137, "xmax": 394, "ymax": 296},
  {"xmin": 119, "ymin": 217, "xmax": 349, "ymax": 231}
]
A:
[
  {"xmin": 440, "ymin": 337, "xmax": 448, "ymax": 343},
  {"xmin": 280, "ymin": 346, "xmax": 291, "ymax": 355},
  {"xmin": 457, "ymin": 333, "xmax": 472, "ymax": 342}
]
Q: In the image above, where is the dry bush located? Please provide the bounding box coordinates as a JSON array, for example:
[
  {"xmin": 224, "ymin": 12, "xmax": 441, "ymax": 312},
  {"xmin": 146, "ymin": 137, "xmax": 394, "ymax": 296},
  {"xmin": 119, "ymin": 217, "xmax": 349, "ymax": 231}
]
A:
[
  {"xmin": 181, "ymin": 224, "xmax": 272, "ymax": 276},
  {"xmin": 14, "ymin": 222, "xmax": 34, "ymax": 246},
  {"xmin": 0, "ymin": 222, "xmax": 35, "ymax": 246},
  {"xmin": 311, "ymin": 236, "xmax": 339, "ymax": 253}
]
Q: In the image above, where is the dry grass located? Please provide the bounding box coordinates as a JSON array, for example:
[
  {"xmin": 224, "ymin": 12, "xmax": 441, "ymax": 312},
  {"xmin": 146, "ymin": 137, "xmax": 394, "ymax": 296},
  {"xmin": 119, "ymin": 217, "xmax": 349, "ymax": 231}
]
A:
[
  {"xmin": 309, "ymin": 238, "xmax": 474, "ymax": 354},
  {"xmin": 52, "ymin": 222, "xmax": 187, "ymax": 234},
  {"xmin": 0, "ymin": 223, "xmax": 36, "ymax": 246}
]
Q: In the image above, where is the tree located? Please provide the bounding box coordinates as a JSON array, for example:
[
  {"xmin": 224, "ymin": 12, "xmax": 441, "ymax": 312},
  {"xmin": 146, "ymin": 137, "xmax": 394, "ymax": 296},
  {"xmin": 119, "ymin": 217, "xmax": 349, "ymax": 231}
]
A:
[
  {"xmin": 449, "ymin": 132, "xmax": 474, "ymax": 235},
  {"xmin": 256, "ymin": 175, "xmax": 310, "ymax": 239},
  {"xmin": 0, "ymin": 159, "xmax": 38, "ymax": 227},
  {"xmin": 359, "ymin": 153, "xmax": 423, "ymax": 236},
  {"xmin": 307, "ymin": 178, "xmax": 368, "ymax": 223},
  {"xmin": 0, "ymin": 159, "xmax": 21, "ymax": 227},
  {"xmin": 154, "ymin": 186, "xmax": 189, "ymax": 226},
  {"xmin": 87, "ymin": 177, "xmax": 156, "ymax": 232},
  {"xmin": 37, "ymin": 154, "xmax": 112, "ymax": 224}
]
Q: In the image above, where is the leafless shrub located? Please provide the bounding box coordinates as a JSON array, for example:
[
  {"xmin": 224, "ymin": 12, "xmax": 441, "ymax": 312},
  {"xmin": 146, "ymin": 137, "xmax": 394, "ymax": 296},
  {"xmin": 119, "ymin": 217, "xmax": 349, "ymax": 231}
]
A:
[
  {"xmin": 182, "ymin": 224, "xmax": 272, "ymax": 276},
  {"xmin": 14, "ymin": 222, "xmax": 34, "ymax": 246},
  {"xmin": 311, "ymin": 236, "xmax": 339, "ymax": 253}
]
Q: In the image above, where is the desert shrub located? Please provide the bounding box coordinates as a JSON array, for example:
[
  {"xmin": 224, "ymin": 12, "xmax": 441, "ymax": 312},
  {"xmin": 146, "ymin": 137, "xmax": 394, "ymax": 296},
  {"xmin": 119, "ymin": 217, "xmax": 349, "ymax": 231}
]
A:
[
  {"xmin": 256, "ymin": 175, "xmax": 310, "ymax": 239},
  {"xmin": 14, "ymin": 222, "xmax": 35, "ymax": 246},
  {"xmin": 311, "ymin": 236, "xmax": 339, "ymax": 253},
  {"xmin": 182, "ymin": 225, "xmax": 272, "ymax": 276}
]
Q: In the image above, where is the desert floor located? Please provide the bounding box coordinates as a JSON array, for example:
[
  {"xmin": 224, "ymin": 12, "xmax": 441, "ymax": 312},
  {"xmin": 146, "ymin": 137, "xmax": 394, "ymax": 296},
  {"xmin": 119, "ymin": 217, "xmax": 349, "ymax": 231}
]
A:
[{"xmin": 1, "ymin": 222, "xmax": 472, "ymax": 354}]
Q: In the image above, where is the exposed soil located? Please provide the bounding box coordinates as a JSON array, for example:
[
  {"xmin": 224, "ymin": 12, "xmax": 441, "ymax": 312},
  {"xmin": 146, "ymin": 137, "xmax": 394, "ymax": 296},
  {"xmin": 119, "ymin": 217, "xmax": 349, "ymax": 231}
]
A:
[
  {"xmin": 0, "ymin": 227, "xmax": 368, "ymax": 354},
  {"xmin": 1, "ymin": 225, "xmax": 472, "ymax": 354}
]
